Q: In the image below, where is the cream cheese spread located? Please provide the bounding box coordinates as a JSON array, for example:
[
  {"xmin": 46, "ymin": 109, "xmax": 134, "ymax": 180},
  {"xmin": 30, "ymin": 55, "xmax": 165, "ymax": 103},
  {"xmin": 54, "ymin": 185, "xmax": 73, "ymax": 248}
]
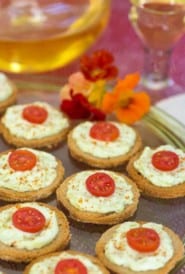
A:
[
  {"xmin": 66, "ymin": 170, "xmax": 134, "ymax": 213},
  {"xmin": 0, "ymin": 148, "xmax": 58, "ymax": 192},
  {"xmin": 0, "ymin": 203, "xmax": 59, "ymax": 250},
  {"xmin": 105, "ymin": 222, "xmax": 174, "ymax": 271},
  {"xmin": 134, "ymin": 145, "xmax": 185, "ymax": 187},
  {"xmin": 2, "ymin": 102, "xmax": 69, "ymax": 139},
  {"xmin": 29, "ymin": 252, "xmax": 103, "ymax": 274},
  {"xmin": 72, "ymin": 121, "xmax": 136, "ymax": 158}
]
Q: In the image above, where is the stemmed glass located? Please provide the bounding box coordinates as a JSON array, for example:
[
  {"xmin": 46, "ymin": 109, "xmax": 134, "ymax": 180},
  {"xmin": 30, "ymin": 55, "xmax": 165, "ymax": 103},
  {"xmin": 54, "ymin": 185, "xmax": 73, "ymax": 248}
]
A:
[{"xmin": 129, "ymin": 0, "xmax": 185, "ymax": 101}]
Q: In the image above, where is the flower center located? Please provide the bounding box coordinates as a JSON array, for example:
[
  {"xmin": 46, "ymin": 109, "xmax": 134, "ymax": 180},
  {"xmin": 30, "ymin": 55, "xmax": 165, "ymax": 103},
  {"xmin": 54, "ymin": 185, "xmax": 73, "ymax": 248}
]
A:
[
  {"xmin": 119, "ymin": 97, "xmax": 131, "ymax": 107},
  {"xmin": 118, "ymin": 90, "xmax": 133, "ymax": 108}
]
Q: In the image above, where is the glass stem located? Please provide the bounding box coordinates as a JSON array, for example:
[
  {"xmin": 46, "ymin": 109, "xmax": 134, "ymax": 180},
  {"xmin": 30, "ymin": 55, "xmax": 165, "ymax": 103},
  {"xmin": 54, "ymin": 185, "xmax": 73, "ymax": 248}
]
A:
[{"xmin": 142, "ymin": 47, "xmax": 172, "ymax": 90}]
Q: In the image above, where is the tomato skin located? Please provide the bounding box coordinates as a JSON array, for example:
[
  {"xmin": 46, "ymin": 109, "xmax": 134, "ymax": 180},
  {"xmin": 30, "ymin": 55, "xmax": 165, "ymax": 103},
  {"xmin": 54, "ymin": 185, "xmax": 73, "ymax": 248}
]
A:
[
  {"xmin": 22, "ymin": 105, "xmax": 48, "ymax": 124},
  {"xmin": 152, "ymin": 150, "xmax": 179, "ymax": 171},
  {"xmin": 12, "ymin": 207, "xmax": 46, "ymax": 233},
  {"xmin": 55, "ymin": 258, "xmax": 87, "ymax": 274},
  {"xmin": 89, "ymin": 121, "xmax": 120, "ymax": 141},
  {"xmin": 8, "ymin": 149, "xmax": 37, "ymax": 171},
  {"xmin": 86, "ymin": 172, "xmax": 115, "ymax": 197},
  {"xmin": 126, "ymin": 227, "xmax": 160, "ymax": 253}
]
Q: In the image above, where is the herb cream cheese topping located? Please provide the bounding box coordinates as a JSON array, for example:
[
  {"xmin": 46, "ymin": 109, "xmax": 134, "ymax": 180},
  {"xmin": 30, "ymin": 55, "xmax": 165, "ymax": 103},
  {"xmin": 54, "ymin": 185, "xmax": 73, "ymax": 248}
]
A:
[
  {"xmin": 72, "ymin": 121, "xmax": 136, "ymax": 158},
  {"xmin": 134, "ymin": 145, "xmax": 185, "ymax": 187},
  {"xmin": 105, "ymin": 222, "xmax": 173, "ymax": 271}
]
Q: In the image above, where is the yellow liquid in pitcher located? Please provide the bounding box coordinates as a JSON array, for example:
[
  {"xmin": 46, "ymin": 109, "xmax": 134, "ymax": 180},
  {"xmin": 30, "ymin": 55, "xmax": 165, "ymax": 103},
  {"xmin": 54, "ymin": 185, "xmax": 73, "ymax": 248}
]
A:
[{"xmin": 0, "ymin": 0, "xmax": 110, "ymax": 73}]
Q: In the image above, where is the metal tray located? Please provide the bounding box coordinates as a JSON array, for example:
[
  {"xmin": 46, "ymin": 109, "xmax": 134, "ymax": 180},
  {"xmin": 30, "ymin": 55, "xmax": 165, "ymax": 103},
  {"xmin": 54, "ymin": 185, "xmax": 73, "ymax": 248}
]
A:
[{"xmin": 0, "ymin": 79, "xmax": 184, "ymax": 274}]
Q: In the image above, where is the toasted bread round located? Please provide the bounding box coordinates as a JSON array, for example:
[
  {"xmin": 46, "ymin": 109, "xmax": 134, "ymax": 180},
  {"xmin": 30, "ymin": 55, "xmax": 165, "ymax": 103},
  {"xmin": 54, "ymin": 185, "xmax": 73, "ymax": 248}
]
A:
[
  {"xmin": 96, "ymin": 221, "xmax": 184, "ymax": 274},
  {"xmin": 0, "ymin": 202, "xmax": 70, "ymax": 263},
  {"xmin": 0, "ymin": 102, "xmax": 70, "ymax": 149},
  {"xmin": 0, "ymin": 148, "xmax": 65, "ymax": 202},
  {"xmin": 57, "ymin": 170, "xmax": 140, "ymax": 225},
  {"xmin": 127, "ymin": 146, "xmax": 185, "ymax": 199},
  {"xmin": 67, "ymin": 121, "xmax": 142, "ymax": 168},
  {"xmin": 23, "ymin": 250, "xmax": 110, "ymax": 274}
]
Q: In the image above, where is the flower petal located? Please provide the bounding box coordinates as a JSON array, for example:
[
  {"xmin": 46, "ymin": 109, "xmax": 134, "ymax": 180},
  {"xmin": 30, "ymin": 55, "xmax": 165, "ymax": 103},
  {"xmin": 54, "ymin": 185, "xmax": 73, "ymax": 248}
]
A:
[
  {"xmin": 80, "ymin": 49, "xmax": 118, "ymax": 81},
  {"xmin": 88, "ymin": 80, "xmax": 106, "ymax": 107},
  {"xmin": 114, "ymin": 91, "xmax": 150, "ymax": 124},
  {"xmin": 68, "ymin": 71, "xmax": 92, "ymax": 94},
  {"xmin": 104, "ymin": 66, "xmax": 119, "ymax": 80},
  {"xmin": 60, "ymin": 99, "xmax": 90, "ymax": 119},
  {"xmin": 60, "ymin": 84, "xmax": 71, "ymax": 100},
  {"xmin": 60, "ymin": 92, "xmax": 106, "ymax": 120},
  {"xmin": 132, "ymin": 92, "xmax": 151, "ymax": 113},
  {"xmin": 90, "ymin": 107, "xmax": 106, "ymax": 121},
  {"xmin": 120, "ymin": 72, "xmax": 140, "ymax": 90},
  {"xmin": 115, "ymin": 107, "xmax": 141, "ymax": 124},
  {"xmin": 101, "ymin": 93, "xmax": 117, "ymax": 113},
  {"xmin": 112, "ymin": 73, "xmax": 140, "ymax": 98},
  {"xmin": 94, "ymin": 49, "xmax": 114, "ymax": 66}
]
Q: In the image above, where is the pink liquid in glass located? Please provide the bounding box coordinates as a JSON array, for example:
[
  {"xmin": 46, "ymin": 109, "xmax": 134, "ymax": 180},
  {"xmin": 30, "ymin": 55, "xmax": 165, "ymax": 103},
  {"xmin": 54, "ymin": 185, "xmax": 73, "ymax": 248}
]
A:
[{"xmin": 135, "ymin": 2, "xmax": 185, "ymax": 50}]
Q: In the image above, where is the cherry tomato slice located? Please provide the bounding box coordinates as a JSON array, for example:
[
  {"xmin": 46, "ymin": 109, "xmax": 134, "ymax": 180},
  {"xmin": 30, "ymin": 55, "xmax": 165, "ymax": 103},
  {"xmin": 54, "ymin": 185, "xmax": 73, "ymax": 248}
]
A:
[
  {"xmin": 12, "ymin": 207, "xmax": 46, "ymax": 233},
  {"xmin": 86, "ymin": 172, "xmax": 115, "ymax": 197},
  {"xmin": 8, "ymin": 149, "xmax": 37, "ymax": 171},
  {"xmin": 126, "ymin": 227, "xmax": 160, "ymax": 253},
  {"xmin": 55, "ymin": 258, "xmax": 87, "ymax": 274},
  {"xmin": 152, "ymin": 150, "xmax": 179, "ymax": 171},
  {"xmin": 89, "ymin": 121, "xmax": 120, "ymax": 141},
  {"xmin": 22, "ymin": 105, "xmax": 48, "ymax": 124}
]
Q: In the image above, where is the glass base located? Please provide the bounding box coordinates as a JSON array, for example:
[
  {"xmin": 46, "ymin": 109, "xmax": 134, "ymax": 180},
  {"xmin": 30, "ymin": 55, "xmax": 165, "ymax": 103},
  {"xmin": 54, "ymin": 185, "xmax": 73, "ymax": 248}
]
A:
[{"xmin": 141, "ymin": 76, "xmax": 171, "ymax": 91}]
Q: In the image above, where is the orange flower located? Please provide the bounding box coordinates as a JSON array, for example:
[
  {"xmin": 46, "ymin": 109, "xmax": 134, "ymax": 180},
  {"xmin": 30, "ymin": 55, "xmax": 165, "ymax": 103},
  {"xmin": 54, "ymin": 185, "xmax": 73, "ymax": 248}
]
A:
[{"xmin": 101, "ymin": 72, "xmax": 151, "ymax": 124}]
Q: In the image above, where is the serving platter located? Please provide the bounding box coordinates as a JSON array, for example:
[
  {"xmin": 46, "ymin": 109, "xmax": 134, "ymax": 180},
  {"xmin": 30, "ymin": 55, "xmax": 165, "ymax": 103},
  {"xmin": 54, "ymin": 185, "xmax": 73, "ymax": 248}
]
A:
[{"xmin": 0, "ymin": 78, "xmax": 185, "ymax": 274}]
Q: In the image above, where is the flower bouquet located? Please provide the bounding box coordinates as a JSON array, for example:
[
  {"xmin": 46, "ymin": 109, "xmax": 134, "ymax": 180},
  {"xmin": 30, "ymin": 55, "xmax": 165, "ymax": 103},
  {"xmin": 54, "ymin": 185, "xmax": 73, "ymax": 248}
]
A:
[{"xmin": 60, "ymin": 50, "xmax": 150, "ymax": 124}]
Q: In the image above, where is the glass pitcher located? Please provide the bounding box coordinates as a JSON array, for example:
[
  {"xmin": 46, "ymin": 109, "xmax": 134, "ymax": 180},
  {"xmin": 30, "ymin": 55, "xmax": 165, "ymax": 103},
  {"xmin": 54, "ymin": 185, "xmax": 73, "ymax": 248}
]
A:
[{"xmin": 0, "ymin": 0, "xmax": 111, "ymax": 73}]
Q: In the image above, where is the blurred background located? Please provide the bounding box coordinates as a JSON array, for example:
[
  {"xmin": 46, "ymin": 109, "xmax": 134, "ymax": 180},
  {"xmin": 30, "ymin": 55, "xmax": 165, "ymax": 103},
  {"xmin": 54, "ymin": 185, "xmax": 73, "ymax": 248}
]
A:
[
  {"xmin": 4, "ymin": 0, "xmax": 185, "ymax": 90},
  {"xmin": 48, "ymin": 0, "xmax": 185, "ymax": 88}
]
